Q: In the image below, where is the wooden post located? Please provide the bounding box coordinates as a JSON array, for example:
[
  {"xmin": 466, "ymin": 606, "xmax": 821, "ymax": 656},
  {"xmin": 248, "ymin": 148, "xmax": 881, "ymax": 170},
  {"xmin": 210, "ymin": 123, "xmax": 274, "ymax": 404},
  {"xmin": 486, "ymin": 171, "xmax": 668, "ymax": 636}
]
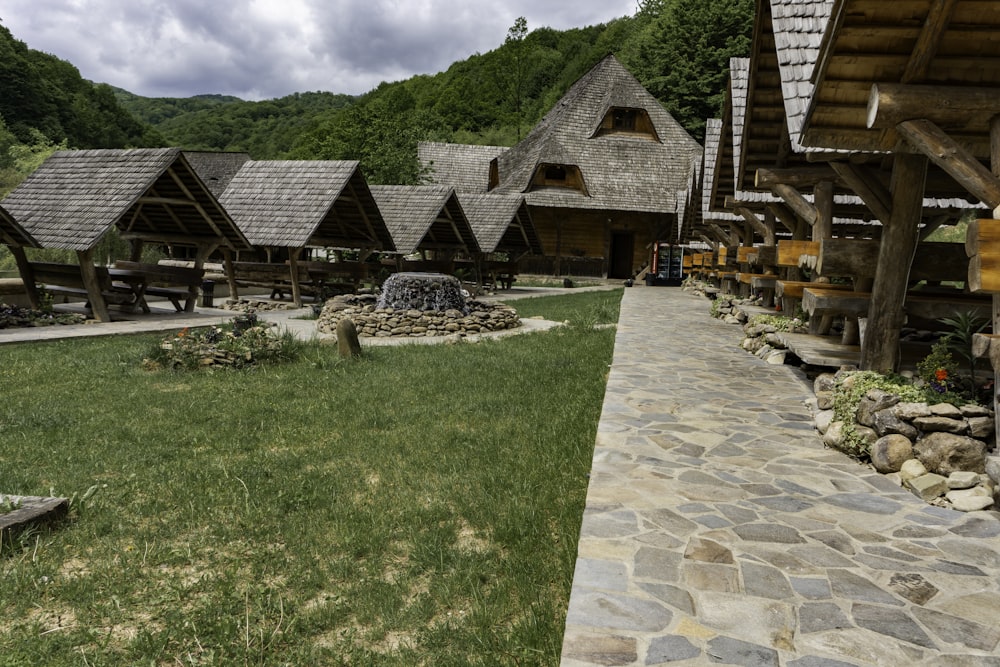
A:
[
  {"xmin": 10, "ymin": 245, "xmax": 40, "ymax": 309},
  {"xmin": 991, "ymin": 113, "xmax": 1000, "ymax": 450},
  {"xmin": 221, "ymin": 248, "xmax": 239, "ymax": 303},
  {"xmin": 860, "ymin": 153, "xmax": 929, "ymax": 372},
  {"xmin": 192, "ymin": 243, "xmax": 219, "ymax": 312},
  {"xmin": 288, "ymin": 247, "xmax": 304, "ymax": 308},
  {"xmin": 813, "ymin": 181, "xmax": 834, "ymax": 243},
  {"xmin": 77, "ymin": 248, "xmax": 112, "ymax": 323}
]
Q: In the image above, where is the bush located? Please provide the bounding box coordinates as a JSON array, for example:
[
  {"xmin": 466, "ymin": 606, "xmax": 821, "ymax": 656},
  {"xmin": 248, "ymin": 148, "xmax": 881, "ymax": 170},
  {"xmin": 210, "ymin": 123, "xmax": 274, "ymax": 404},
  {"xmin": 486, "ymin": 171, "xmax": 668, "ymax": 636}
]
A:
[{"xmin": 143, "ymin": 313, "xmax": 304, "ymax": 370}]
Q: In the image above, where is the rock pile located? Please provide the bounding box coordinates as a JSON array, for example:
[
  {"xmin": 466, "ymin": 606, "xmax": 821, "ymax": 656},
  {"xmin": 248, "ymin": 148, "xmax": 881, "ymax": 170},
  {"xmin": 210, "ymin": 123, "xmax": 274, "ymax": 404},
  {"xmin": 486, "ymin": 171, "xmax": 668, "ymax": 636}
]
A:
[
  {"xmin": 377, "ymin": 272, "xmax": 467, "ymax": 313},
  {"xmin": 740, "ymin": 317, "xmax": 808, "ymax": 366},
  {"xmin": 316, "ymin": 293, "xmax": 520, "ymax": 338},
  {"xmin": 812, "ymin": 372, "xmax": 998, "ymax": 512},
  {"xmin": 222, "ymin": 298, "xmax": 301, "ymax": 313}
]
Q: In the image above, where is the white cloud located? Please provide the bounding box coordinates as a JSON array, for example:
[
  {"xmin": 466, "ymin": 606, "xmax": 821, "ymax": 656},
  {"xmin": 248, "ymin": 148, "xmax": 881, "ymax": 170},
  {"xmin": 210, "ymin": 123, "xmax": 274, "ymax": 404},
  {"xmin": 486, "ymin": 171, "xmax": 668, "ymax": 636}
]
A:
[{"xmin": 2, "ymin": 0, "xmax": 636, "ymax": 99}]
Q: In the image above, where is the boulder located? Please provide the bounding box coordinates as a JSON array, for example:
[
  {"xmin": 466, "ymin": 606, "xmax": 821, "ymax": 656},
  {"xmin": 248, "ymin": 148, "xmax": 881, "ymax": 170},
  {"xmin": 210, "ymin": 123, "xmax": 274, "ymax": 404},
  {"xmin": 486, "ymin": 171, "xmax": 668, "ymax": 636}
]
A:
[
  {"xmin": 947, "ymin": 471, "xmax": 981, "ymax": 490},
  {"xmin": 914, "ymin": 432, "xmax": 988, "ymax": 476},
  {"xmin": 960, "ymin": 404, "xmax": 993, "ymax": 418},
  {"xmin": 945, "ymin": 487, "xmax": 995, "ymax": 512},
  {"xmin": 814, "ymin": 373, "xmax": 837, "ymax": 394},
  {"xmin": 895, "ymin": 402, "xmax": 931, "ymax": 420},
  {"xmin": 815, "ymin": 391, "xmax": 834, "ymax": 411},
  {"xmin": 929, "ymin": 402, "xmax": 964, "ymax": 418},
  {"xmin": 967, "ymin": 416, "xmax": 995, "ymax": 439},
  {"xmin": 871, "ymin": 435, "xmax": 914, "ymax": 474},
  {"xmin": 856, "ymin": 390, "xmax": 900, "ymax": 427},
  {"xmin": 814, "ymin": 410, "xmax": 835, "ymax": 435},
  {"xmin": 823, "ymin": 421, "xmax": 846, "ymax": 451},
  {"xmin": 872, "ymin": 409, "xmax": 919, "ymax": 439},
  {"xmin": 987, "ymin": 456, "xmax": 1000, "ymax": 486},
  {"xmin": 336, "ymin": 318, "xmax": 362, "ymax": 358}
]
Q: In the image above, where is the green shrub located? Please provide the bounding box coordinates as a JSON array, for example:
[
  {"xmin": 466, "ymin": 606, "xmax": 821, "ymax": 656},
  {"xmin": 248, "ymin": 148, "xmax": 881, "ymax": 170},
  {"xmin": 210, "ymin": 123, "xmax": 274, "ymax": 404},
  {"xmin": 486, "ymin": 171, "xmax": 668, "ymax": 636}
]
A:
[{"xmin": 144, "ymin": 313, "xmax": 304, "ymax": 370}]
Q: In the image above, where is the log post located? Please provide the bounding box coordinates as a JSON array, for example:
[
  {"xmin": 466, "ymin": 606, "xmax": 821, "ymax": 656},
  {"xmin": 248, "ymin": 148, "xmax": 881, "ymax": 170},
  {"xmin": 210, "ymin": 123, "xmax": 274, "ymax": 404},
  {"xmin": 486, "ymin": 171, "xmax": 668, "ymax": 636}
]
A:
[
  {"xmin": 221, "ymin": 247, "xmax": 239, "ymax": 303},
  {"xmin": 860, "ymin": 153, "xmax": 929, "ymax": 372},
  {"xmin": 10, "ymin": 245, "xmax": 40, "ymax": 309},
  {"xmin": 193, "ymin": 243, "xmax": 219, "ymax": 312},
  {"xmin": 77, "ymin": 248, "xmax": 112, "ymax": 323},
  {"xmin": 288, "ymin": 247, "xmax": 304, "ymax": 308},
  {"xmin": 991, "ymin": 112, "xmax": 1000, "ymax": 449}
]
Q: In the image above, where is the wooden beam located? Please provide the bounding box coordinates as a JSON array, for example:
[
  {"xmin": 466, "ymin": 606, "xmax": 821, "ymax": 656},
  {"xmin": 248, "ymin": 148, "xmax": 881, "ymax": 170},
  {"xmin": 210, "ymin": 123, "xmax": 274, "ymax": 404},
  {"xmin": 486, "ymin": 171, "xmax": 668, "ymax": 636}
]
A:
[
  {"xmin": 868, "ymin": 84, "xmax": 1000, "ymax": 130},
  {"xmin": 755, "ymin": 167, "xmax": 840, "ymax": 189},
  {"xmin": 766, "ymin": 203, "xmax": 800, "ymax": 234},
  {"xmin": 137, "ymin": 196, "xmax": 199, "ymax": 207},
  {"xmin": 772, "ymin": 184, "xmax": 818, "ymax": 227},
  {"xmin": 813, "ymin": 181, "xmax": 834, "ymax": 242},
  {"xmin": 897, "ymin": 118, "xmax": 1000, "ymax": 210},
  {"xmin": 901, "ymin": 0, "xmax": 958, "ymax": 84},
  {"xmin": 860, "ymin": 154, "xmax": 928, "ymax": 372},
  {"xmin": 735, "ymin": 207, "xmax": 770, "ymax": 241},
  {"xmin": 829, "ymin": 162, "xmax": 893, "ymax": 222}
]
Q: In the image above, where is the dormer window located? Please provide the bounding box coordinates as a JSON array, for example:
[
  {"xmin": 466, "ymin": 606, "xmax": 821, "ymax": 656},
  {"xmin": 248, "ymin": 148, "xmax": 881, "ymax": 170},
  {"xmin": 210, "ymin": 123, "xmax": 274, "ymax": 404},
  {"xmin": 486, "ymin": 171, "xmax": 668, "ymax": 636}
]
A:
[
  {"xmin": 529, "ymin": 163, "xmax": 588, "ymax": 195},
  {"xmin": 593, "ymin": 106, "xmax": 660, "ymax": 142}
]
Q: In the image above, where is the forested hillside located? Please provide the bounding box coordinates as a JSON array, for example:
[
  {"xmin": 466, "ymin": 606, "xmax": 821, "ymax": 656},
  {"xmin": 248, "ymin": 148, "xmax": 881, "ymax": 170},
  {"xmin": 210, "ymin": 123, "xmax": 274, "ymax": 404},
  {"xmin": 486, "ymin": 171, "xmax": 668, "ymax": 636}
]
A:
[{"xmin": 1, "ymin": 0, "xmax": 752, "ymax": 191}]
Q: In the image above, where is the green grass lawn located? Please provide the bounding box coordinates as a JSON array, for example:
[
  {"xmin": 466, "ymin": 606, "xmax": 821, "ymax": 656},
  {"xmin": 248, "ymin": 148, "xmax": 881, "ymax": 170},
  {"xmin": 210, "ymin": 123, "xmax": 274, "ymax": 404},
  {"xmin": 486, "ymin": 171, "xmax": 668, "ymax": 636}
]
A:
[{"xmin": 0, "ymin": 290, "xmax": 621, "ymax": 666}]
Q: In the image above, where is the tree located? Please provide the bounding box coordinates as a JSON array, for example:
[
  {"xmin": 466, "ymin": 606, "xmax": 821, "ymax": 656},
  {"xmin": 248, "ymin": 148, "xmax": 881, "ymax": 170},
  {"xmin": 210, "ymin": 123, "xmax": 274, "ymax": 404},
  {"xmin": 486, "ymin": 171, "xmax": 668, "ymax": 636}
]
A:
[{"xmin": 494, "ymin": 16, "xmax": 533, "ymax": 140}]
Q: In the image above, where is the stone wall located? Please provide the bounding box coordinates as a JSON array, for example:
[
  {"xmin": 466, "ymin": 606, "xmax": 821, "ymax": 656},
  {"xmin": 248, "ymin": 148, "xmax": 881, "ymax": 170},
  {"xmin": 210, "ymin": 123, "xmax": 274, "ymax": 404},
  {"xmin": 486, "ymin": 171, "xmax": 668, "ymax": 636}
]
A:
[
  {"xmin": 813, "ymin": 371, "xmax": 999, "ymax": 513},
  {"xmin": 317, "ymin": 294, "xmax": 520, "ymax": 338}
]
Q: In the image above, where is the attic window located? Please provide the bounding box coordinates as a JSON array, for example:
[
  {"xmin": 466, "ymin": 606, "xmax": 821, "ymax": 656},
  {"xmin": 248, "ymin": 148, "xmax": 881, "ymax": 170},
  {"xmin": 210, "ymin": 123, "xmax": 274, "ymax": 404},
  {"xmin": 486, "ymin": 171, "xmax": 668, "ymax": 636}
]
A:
[
  {"xmin": 529, "ymin": 163, "xmax": 588, "ymax": 195},
  {"xmin": 593, "ymin": 106, "xmax": 660, "ymax": 142}
]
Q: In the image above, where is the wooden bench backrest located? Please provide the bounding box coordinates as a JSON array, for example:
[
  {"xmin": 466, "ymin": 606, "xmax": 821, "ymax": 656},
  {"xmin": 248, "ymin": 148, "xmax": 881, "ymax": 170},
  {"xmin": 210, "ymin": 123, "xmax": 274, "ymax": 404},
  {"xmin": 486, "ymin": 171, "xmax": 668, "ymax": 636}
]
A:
[
  {"xmin": 297, "ymin": 261, "xmax": 368, "ymax": 279},
  {"xmin": 29, "ymin": 262, "xmax": 111, "ymax": 291},
  {"xmin": 114, "ymin": 261, "xmax": 204, "ymax": 286},
  {"xmin": 816, "ymin": 239, "xmax": 968, "ymax": 282},
  {"xmin": 777, "ymin": 240, "xmax": 820, "ymax": 267}
]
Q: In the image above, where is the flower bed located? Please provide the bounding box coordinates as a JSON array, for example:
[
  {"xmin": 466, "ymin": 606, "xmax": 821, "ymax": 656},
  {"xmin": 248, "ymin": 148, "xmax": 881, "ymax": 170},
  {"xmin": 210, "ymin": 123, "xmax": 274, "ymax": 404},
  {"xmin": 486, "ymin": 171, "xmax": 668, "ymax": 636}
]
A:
[{"xmin": 143, "ymin": 313, "xmax": 300, "ymax": 370}]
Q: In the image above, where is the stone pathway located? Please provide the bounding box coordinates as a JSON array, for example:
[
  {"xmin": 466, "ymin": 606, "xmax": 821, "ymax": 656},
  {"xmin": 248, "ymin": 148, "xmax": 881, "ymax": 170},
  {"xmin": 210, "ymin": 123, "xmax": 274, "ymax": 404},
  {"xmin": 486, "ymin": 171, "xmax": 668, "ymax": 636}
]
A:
[{"xmin": 562, "ymin": 286, "xmax": 1000, "ymax": 666}]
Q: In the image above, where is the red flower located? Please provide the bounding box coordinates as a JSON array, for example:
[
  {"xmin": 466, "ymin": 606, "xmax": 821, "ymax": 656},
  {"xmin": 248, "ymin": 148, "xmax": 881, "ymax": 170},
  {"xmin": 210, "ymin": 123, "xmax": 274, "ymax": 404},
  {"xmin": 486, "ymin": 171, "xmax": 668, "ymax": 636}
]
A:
[{"xmin": 935, "ymin": 368, "xmax": 948, "ymax": 382}]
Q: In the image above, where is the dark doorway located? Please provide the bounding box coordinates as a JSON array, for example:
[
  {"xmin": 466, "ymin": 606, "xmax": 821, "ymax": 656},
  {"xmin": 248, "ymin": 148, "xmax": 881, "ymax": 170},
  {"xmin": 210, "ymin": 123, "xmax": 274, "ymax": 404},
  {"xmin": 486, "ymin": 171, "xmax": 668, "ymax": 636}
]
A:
[{"xmin": 608, "ymin": 232, "xmax": 635, "ymax": 279}]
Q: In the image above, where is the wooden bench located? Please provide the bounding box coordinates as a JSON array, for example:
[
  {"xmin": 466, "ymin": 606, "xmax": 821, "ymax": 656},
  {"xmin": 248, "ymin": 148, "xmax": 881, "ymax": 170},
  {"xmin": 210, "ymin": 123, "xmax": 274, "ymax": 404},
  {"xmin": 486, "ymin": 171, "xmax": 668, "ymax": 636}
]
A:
[
  {"xmin": 776, "ymin": 280, "xmax": 851, "ymax": 300},
  {"xmin": 115, "ymin": 261, "xmax": 204, "ymax": 312},
  {"xmin": 29, "ymin": 262, "xmax": 139, "ymax": 313},
  {"xmin": 816, "ymin": 239, "xmax": 969, "ymax": 283},
  {"xmin": 481, "ymin": 260, "xmax": 518, "ymax": 290}
]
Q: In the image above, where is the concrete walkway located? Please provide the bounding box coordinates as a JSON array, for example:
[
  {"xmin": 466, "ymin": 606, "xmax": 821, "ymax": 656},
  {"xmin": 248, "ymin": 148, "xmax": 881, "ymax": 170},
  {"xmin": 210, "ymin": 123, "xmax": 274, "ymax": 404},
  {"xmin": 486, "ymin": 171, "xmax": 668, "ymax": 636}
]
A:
[{"xmin": 562, "ymin": 286, "xmax": 1000, "ymax": 666}]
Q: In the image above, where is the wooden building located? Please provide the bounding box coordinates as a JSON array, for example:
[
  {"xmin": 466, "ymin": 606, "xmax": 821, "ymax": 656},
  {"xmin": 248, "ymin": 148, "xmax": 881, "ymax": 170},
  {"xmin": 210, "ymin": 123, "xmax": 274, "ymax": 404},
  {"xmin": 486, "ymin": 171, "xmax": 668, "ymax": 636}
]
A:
[
  {"xmin": 183, "ymin": 151, "xmax": 251, "ymax": 198},
  {"xmin": 417, "ymin": 143, "xmax": 507, "ymax": 195},
  {"xmin": 1, "ymin": 148, "xmax": 249, "ymax": 321},
  {"xmin": 421, "ymin": 55, "xmax": 702, "ymax": 279}
]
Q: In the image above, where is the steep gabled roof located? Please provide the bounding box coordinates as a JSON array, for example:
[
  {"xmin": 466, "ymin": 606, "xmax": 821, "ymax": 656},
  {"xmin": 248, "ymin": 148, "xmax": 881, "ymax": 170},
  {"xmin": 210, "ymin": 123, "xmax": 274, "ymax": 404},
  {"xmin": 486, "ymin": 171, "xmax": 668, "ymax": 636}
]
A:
[
  {"xmin": 702, "ymin": 120, "xmax": 741, "ymax": 224},
  {"xmin": 493, "ymin": 55, "xmax": 702, "ymax": 214},
  {"xmin": 455, "ymin": 193, "xmax": 542, "ymax": 255},
  {"xmin": 184, "ymin": 151, "xmax": 251, "ymax": 198},
  {"xmin": 0, "ymin": 203, "xmax": 39, "ymax": 248},
  {"xmin": 369, "ymin": 185, "xmax": 480, "ymax": 256},
  {"xmin": 418, "ymin": 142, "xmax": 507, "ymax": 194},
  {"xmin": 220, "ymin": 160, "xmax": 394, "ymax": 250},
  {"xmin": 1, "ymin": 148, "xmax": 248, "ymax": 252}
]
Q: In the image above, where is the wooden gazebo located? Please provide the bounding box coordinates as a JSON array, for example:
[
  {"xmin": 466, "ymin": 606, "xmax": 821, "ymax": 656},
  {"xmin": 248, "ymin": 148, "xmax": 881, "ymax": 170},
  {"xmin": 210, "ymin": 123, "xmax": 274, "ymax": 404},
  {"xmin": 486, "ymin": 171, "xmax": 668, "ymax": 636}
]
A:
[
  {"xmin": 1, "ymin": 148, "xmax": 250, "ymax": 321},
  {"xmin": 219, "ymin": 160, "xmax": 394, "ymax": 306},
  {"xmin": 456, "ymin": 192, "xmax": 542, "ymax": 289},
  {"xmin": 369, "ymin": 185, "xmax": 480, "ymax": 273}
]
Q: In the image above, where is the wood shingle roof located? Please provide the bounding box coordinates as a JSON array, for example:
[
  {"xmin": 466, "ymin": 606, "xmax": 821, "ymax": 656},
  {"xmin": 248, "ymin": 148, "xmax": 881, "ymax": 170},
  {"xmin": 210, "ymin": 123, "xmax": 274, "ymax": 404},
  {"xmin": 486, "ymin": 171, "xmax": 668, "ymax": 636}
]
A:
[
  {"xmin": 0, "ymin": 203, "xmax": 39, "ymax": 248},
  {"xmin": 493, "ymin": 55, "xmax": 702, "ymax": 214},
  {"xmin": 184, "ymin": 151, "xmax": 251, "ymax": 198},
  {"xmin": 455, "ymin": 193, "xmax": 542, "ymax": 255},
  {"xmin": 369, "ymin": 185, "xmax": 480, "ymax": 256},
  {"xmin": 220, "ymin": 160, "xmax": 394, "ymax": 251},
  {"xmin": 1, "ymin": 148, "xmax": 249, "ymax": 252},
  {"xmin": 418, "ymin": 142, "xmax": 507, "ymax": 194}
]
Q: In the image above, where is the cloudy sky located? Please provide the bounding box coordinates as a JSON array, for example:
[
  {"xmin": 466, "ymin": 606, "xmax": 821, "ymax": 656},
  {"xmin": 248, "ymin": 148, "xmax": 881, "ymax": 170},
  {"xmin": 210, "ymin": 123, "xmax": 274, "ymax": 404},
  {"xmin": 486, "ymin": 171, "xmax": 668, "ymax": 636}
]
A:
[{"xmin": 3, "ymin": 1, "xmax": 638, "ymax": 100}]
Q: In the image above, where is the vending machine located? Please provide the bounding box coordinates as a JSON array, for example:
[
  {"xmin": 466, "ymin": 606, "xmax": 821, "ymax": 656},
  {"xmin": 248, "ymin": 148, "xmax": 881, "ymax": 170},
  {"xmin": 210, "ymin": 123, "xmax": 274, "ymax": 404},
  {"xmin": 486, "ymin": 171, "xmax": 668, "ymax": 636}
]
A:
[{"xmin": 648, "ymin": 242, "xmax": 685, "ymax": 285}]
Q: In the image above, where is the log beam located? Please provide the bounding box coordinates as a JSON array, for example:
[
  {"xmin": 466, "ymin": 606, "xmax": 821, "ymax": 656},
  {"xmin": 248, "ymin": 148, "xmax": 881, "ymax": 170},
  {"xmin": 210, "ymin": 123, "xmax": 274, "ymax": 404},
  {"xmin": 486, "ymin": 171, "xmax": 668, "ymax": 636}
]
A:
[
  {"xmin": 772, "ymin": 184, "xmax": 818, "ymax": 227},
  {"xmin": 896, "ymin": 118, "xmax": 1000, "ymax": 210},
  {"xmin": 829, "ymin": 162, "xmax": 893, "ymax": 222},
  {"xmin": 902, "ymin": 0, "xmax": 959, "ymax": 84},
  {"xmin": 868, "ymin": 84, "xmax": 1000, "ymax": 130},
  {"xmin": 813, "ymin": 181, "xmax": 834, "ymax": 242},
  {"xmin": 755, "ymin": 167, "xmax": 841, "ymax": 189},
  {"xmin": 860, "ymin": 153, "xmax": 929, "ymax": 372}
]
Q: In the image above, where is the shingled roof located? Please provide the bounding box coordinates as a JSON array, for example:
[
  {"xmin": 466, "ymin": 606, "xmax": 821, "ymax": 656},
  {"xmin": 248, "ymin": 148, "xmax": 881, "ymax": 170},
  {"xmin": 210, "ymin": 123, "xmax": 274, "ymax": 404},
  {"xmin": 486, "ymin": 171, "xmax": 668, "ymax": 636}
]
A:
[
  {"xmin": 0, "ymin": 203, "xmax": 39, "ymax": 248},
  {"xmin": 702, "ymin": 120, "xmax": 741, "ymax": 225},
  {"xmin": 184, "ymin": 151, "xmax": 251, "ymax": 198},
  {"xmin": 455, "ymin": 193, "xmax": 542, "ymax": 255},
  {"xmin": 369, "ymin": 185, "xmax": 480, "ymax": 256},
  {"xmin": 418, "ymin": 142, "xmax": 507, "ymax": 194},
  {"xmin": 1, "ymin": 148, "xmax": 249, "ymax": 252},
  {"xmin": 220, "ymin": 160, "xmax": 394, "ymax": 251},
  {"xmin": 492, "ymin": 55, "xmax": 702, "ymax": 214}
]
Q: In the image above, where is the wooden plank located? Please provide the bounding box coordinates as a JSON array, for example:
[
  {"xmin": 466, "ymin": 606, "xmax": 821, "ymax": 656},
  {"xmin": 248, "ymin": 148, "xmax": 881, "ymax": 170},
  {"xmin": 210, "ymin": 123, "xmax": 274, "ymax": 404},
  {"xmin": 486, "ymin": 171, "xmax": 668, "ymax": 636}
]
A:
[
  {"xmin": 755, "ymin": 167, "xmax": 840, "ymax": 189},
  {"xmin": 968, "ymin": 253, "xmax": 1000, "ymax": 293},
  {"xmin": 777, "ymin": 281, "xmax": 852, "ymax": 300},
  {"xmin": 966, "ymin": 218, "xmax": 1000, "ymax": 257},
  {"xmin": 736, "ymin": 246, "xmax": 754, "ymax": 263},
  {"xmin": 777, "ymin": 240, "xmax": 820, "ymax": 267},
  {"xmin": 817, "ymin": 238, "xmax": 969, "ymax": 282}
]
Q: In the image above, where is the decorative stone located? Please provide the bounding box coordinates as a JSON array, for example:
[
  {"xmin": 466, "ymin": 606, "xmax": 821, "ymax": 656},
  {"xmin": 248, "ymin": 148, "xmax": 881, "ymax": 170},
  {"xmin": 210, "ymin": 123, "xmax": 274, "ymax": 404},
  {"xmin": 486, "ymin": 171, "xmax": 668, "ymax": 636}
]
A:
[
  {"xmin": 856, "ymin": 391, "xmax": 900, "ymax": 427},
  {"xmin": 947, "ymin": 471, "xmax": 981, "ymax": 490},
  {"xmin": 872, "ymin": 409, "xmax": 918, "ymax": 439},
  {"xmin": 906, "ymin": 473, "xmax": 948, "ymax": 501},
  {"xmin": 814, "ymin": 410, "xmax": 835, "ymax": 435},
  {"xmin": 929, "ymin": 402, "xmax": 964, "ymax": 418},
  {"xmin": 960, "ymin": 404, "xmax": 993, "ymax": 417},
  {"xmin": 871, "ymin": 435, "xmax": 914, "ymax": 474},
  {"xmin": 967, "ymin": 416, "xmax": 995, "ymax": 439},
  {"xmin": 822, "ymin": 421, "xmax": 846, "ymax": 450},
  {"xmin": 914, "ymin": 432, "xmax": 988, "ymax": 475},
  {"xmin": 813, "ymin": 373, "xmax": 836, "ymax": 394},
  {"xmin": 946, "ymin": 488, "xmax": 995, "ymax": 512},
  {"xmin": 987, "ymin": 456, "xmax": 1000, "ymax": 485},
  {"xmin": 815, "ymin": 391, "xmax": 834, "ymax": 411},
  {"xmin": 912, "ymin": 416, "xmax": 968, "ymax": 434},
  {"xmin": 894, "ymin": 402, "xmax": 931, "ymax": 420},
  {"xmin": 899, "ymin": 458, "xmax": 927, "ymax": 481},
  {"xmin": 335, "ymin": 318, "xmax": 362, "ymax": 358},
  {"xmin": 765, "ymin": 350, "xmax": 787, "ymax": 365}
]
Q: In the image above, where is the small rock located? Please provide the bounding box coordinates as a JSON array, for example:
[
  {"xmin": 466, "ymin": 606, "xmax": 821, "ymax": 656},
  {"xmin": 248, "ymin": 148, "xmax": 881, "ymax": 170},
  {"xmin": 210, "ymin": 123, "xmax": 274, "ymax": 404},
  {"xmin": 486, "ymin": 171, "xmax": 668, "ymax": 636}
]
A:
[
  {"xmin": 871, "ymin": 435, "xmax": 914, "ymax": 474},
  {"xmin": 873, "ymin": 409, "xmax": 919, "ymax": 439},
  {"xmin": 929, "ymin": 402, "xmax": 964, "ymax": 418},
  {"xmin": 814, "ymin": 373, "xmax": 836, "ymax": 394},
  {"xmin": 899, "ymin": 458, "xmax": 928, "ymax": 482},
  {"xmin": 823, "ymin": 421, "xmax": 846, "ymax": 450},
  {"xmin": 907, "ymin": 473, "xmax": 949, "ymax": 501},
  {"xmin": 967, "ymin": 416, "xmax": 995, "ymax": 439},
  {"xmin": 913, "ymin": 416, "xmax": 969, "ymax": 434},
  {"xmin": 947, "ymin": 471, "xmax": 981, "ymax": 490},
  {"xmin": 895, "ymin": 402, "xmax": 931, "ymax": 420},
  {"xmin": 814, "ymin": 410, "xmax": 835, "ymax": 435},
  {"xmin": 765, "ymin": 350, "xmax": 787, "ymax": 365},
  {"xmin": 987, "ymin": 456, "xmax": 1000, "ymax": 485},
  {"xmin": 946, "ymin": 487, "xmax": 995, "ymax": 512},
  {"xmin": 815, "ymin": 391, "xmax": 834, "ymax": 411},
  {"xmin": 960, "ymin": 404, "xmax": 993, "ymax": 418}
]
